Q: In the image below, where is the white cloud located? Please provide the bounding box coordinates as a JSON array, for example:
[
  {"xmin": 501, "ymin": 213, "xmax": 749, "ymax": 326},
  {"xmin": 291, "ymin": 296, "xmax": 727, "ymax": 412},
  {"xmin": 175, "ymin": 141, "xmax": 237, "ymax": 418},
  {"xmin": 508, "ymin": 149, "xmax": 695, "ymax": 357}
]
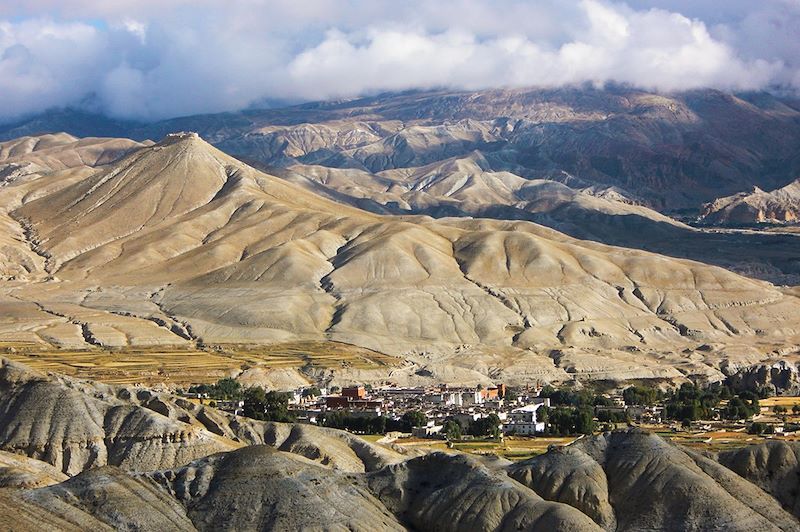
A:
[{"xmin": 0, "ymin": 0, "xmax": 797, "ymax": 121}]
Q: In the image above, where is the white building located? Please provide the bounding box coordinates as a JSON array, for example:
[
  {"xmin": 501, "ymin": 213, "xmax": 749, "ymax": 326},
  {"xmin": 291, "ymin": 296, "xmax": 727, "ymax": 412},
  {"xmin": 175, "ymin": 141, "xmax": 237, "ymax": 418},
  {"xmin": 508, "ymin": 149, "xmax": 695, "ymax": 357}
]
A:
[
  {"xmin": 412, "ymin": 422, "xmax": 444, "ymax": 438},
  {"xmin": 504, "ymin": 403, "xmax": 547, "ymax": 435},
  {"xmin": 423, "ymin": 392, "xmax": 464, "ymax": 407}
]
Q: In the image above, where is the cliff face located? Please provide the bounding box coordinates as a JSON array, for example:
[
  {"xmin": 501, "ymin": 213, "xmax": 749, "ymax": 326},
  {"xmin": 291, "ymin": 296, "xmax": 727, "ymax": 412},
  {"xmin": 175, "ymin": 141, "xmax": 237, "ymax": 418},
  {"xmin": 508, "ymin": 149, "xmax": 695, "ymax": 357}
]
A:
[
  {"xmin": 719, "ymin": 441, "xmax": 800, "ymax": 517},
  {"xmin": 0, "ymin": 358, "xmax": 405, "ymax": 477},
  {"xmin": 0, "ymin": 359, "xmax": 235, "ymax": 475}
]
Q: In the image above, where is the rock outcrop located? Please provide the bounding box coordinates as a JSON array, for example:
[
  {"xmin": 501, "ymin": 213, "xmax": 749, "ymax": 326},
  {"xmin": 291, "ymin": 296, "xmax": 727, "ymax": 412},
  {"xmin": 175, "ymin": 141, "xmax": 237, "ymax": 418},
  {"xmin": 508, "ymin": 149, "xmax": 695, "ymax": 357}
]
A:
[
  {"xmin": 2, "ymin": 362, "xmax": 800, "ymax": 531},
  {"xmin": 701, "ymin": 180, "xmax": 800, "ymax": 225},
  {"xmin": 719, "ymin": 441, "xmax": 800, "ymax": 517},
  {"xmin": 0, "ymin": 358, "xmax": 234, "ymax": 475}
]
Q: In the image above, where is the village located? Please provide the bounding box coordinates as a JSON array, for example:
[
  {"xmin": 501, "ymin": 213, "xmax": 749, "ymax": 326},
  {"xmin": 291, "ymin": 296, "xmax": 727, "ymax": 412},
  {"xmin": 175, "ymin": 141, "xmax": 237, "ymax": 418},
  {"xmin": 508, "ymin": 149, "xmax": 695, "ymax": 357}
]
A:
[{"xmin": 180, "ymin": 376, "xmax": 800, "ymax": 459}]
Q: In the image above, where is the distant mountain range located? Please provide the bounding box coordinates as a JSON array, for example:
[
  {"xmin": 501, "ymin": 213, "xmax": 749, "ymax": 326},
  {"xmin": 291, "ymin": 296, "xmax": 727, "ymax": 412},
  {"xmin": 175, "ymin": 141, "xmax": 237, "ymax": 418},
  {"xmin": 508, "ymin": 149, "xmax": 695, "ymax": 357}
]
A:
[
  {"xmin": 3, "ymin": 87, "xmax": 800, "ymax": 212},
  {"xmin": 3, "ymin": 87, "xmax": 800, "ymax": 283},
  {"xmin": 701, "ymin": 179, "xmax": 800, "ymax": 225}
]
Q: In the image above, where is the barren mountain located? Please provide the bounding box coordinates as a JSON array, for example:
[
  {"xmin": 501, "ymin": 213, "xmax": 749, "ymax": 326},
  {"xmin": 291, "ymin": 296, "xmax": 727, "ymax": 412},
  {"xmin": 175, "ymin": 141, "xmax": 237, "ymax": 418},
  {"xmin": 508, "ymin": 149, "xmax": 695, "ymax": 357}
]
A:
[
  {"xmin": 17, "ymin": 86, "xmax": 793, "ymax": 212},
  {"xmin": 2, "ymin": 133, "xmax": 800, "ymax": 384},
  {"xmin": 0, "ymin": 358, "xmax": 405, "ymax": 477},
  {"xmin": 275, "ymin": 155, "xmax": 800, "ymax": 285},
  {"xmin": 701, "ymin": 179, "xmax": 800, "ymax": 225},
  {"xmin": 5, "ymin": 88, "xmax": 800, "ymax": 282}
]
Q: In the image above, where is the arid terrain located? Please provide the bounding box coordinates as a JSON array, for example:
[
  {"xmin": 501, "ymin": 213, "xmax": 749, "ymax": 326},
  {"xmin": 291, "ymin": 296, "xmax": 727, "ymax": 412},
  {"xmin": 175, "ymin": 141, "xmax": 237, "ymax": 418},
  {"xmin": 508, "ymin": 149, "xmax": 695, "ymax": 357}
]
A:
[
  {"xmin": 1, "ymin": 127, "xmax": 800, "ymax": 389},
  {"xmin": 4, "ymin": 0, "xmax": 800, "ymax": 527}
]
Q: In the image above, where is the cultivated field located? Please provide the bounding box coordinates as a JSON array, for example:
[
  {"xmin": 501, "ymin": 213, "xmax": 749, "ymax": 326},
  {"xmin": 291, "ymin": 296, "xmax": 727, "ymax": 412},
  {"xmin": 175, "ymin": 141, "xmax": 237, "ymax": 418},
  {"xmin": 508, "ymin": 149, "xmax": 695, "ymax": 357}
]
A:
[
  {"xmin": 389, "ymin": 435, "xmax": 578, "ymax": 461},
  {"xmin": 0, "ymin": 340, "xmax": 399, "ymax": 386}
]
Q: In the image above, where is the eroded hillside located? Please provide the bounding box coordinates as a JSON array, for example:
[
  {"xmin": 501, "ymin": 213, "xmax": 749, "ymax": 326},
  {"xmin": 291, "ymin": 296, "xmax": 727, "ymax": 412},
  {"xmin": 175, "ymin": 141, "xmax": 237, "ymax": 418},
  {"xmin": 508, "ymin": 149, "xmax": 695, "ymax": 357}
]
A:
[
  {"xmin": 0, "ymin": 133, "xmax": 799, "ymax": 384},
  {"xmin": 2, "ymin": 359, "xmax": 799, "ymax": 531}
]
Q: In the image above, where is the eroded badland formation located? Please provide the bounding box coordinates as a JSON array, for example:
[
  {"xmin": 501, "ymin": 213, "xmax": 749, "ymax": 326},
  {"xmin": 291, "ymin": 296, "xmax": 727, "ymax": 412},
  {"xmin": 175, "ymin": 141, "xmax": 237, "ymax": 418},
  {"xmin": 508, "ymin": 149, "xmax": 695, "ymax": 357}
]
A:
[{"xmin": 0, "ymin": 123, "xmax": 800, "ymax": 388}]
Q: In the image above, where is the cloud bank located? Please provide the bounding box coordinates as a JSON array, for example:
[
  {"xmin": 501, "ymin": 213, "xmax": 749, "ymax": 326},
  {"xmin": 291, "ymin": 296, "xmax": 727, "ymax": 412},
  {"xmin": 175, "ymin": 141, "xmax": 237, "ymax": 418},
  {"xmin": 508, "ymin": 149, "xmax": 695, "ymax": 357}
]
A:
[{"xmin": 0, "ymin": 0, "xmax": 798, "ymax": 121}]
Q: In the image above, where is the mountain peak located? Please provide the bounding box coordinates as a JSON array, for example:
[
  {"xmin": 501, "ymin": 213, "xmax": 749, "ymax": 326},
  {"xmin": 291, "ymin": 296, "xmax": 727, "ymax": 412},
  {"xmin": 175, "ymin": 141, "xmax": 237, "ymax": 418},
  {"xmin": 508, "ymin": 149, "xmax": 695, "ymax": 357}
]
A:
[{"xmin": 157, "ymin": 131, "xmax": 203, "ymax": 146}]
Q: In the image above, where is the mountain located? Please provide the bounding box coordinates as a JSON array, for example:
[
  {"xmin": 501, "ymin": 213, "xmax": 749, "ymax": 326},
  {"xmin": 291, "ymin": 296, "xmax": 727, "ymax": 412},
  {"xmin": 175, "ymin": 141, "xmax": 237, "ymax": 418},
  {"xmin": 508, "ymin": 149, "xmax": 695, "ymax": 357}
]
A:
[
  {"xmin": 0, "ymin": 133, "xmax": 150, "ymax": 281},
  {"xmin": 509, "ymin": 429, "xmax": 800, "ymax": 530},
  {"xmin": 5, "ymin": 87, "xmax": 800, "ymax": 283},
  {"xmin": 273, "ymin": 155, "xmax": 800, "ymax": 285},
  {"xmin": 701, "ymin": 179, "xmax": 800, "ymax": 225},
  {"xmin": 1, "ymin": 358, "xmax": 799, "ymax": 531},
  {"xmin": 0, "ymin": 109, "xmax": 140, "ymax": 143},
  {"xmin": 0, "ymin": 358, "xmax": 405, "ymax": 476},
  {"xmin": 6, "ymin": 87, "xmax": 798, "ymax": 211},
  {"xmin": 2, "ymin": 132, "xmax": 800, "ymax": 385}
]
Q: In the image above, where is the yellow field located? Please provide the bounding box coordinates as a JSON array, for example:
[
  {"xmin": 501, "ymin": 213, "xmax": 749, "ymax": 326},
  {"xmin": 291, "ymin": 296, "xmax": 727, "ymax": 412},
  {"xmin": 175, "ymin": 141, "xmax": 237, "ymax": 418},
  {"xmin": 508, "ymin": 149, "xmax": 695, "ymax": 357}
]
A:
[
  {"xmin": 758, "ymin": 397, "xmax": 800, "ymax": 408},
  {"xmin": 1, "ymin": 340, "xmax": 400, "ymax": 386},
  {"xmin": 390, "ymin": 436, "xmax": 578, "ymax": 461},
  {"xmin": 211, "ymin": 341, "xmax": 398, "ymax": 370},
  {"xmin": 647, "ymin": 425, "xmax": 800, "ymax": 452}
]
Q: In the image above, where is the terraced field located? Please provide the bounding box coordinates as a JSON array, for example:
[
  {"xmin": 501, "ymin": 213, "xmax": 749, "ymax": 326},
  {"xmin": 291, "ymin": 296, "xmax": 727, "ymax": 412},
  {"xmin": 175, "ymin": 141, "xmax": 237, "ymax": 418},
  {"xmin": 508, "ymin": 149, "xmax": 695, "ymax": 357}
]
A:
[
  {"xmin": 389, "ymin": 435, "xmax": 578, "ymax": 461},
  {"xmin": 0, "ymin": 340, "xmax": 399, "ymax": 386}
]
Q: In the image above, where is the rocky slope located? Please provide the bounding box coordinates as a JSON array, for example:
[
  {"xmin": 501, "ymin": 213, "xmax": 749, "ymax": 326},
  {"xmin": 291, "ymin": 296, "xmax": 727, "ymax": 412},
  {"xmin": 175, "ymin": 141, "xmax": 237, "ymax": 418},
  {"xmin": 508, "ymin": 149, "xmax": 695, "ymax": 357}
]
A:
[
  {"xmin": 510, "ymin": 429, "xmax": 799, "ymax": 531},
  {"xmin": 2, "ymin": 361, "xmax": 800, "ymax": 531},
  {"xmin": 701, "ymin": 179, "xmax": 800, "ymax": 225},
  {"xmin": 5, "ymin": 89, "xmax": 800, "ymax": 283},
  {"xmin": 1, "ymin": 133, "xmax": 800, "ymax": 383},
  {"xmin": 0, "ymin": 133, "xmax": 148, "ymax": 281},
  {"xmin": 719, "ymin": 441, "xmax": 800, "ymax": 517},
  {"xmin": 0, "ymin": 358, "xmax": 405, "ymax": 476}
]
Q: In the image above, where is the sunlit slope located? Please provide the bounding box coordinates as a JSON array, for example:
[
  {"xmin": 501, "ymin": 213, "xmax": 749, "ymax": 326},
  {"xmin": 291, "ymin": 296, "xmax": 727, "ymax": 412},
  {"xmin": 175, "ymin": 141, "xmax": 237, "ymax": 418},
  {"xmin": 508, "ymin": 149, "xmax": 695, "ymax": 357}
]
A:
[{"xmin": 10, "ymin": 133, "xmax": 800, "ymax": 364}]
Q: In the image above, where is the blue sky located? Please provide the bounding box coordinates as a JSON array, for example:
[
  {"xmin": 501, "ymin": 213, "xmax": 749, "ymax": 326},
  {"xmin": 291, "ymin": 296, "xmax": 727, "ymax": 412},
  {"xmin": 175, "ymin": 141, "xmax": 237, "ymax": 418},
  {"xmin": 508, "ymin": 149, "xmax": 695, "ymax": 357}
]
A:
[{"xmin": 0, "ymin": 0, "xmax": 798, "ymax": 121}]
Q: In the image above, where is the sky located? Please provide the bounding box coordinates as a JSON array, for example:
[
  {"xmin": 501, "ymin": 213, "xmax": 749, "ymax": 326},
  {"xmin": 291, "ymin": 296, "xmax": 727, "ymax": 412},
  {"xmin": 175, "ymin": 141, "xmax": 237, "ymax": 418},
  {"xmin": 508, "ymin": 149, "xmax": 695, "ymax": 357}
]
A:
[{"xmin": 0, "ymin": 0, "xmax": 798, "ymax": 122}]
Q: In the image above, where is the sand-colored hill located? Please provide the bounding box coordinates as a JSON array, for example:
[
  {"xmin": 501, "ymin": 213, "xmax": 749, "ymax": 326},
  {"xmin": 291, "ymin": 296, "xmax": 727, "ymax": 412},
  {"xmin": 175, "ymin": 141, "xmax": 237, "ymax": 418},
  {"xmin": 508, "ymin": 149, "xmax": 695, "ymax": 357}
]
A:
[
  {"xmin": 0, "ymin": 358, "xmax": 406, "ymax": 477},
  {"xmin": 2, "ymin": 133, "xmax": 800, "ymax": 384},
  {"xmin": 701, "ymin": 179, "xmax": 800, "ymax": 225},
  {"xmin": 719, "ymin": 441, "xmax": 800, "ymax": 517},
  {"xmin": 2, "ymin": 360, "xmax": 800, "ymax": 530},
  {"xmin": 0, "ymin": 133, "xmax": 149, "ymax": 172}
]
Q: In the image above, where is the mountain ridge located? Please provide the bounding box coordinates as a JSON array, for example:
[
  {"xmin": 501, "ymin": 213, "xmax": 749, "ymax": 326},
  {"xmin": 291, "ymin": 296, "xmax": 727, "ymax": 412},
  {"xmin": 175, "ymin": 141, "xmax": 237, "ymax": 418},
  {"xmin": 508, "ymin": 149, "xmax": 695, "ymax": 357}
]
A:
[{"xmin": 1, "ymin": 132, "xmax": 800, "ymax": 385}]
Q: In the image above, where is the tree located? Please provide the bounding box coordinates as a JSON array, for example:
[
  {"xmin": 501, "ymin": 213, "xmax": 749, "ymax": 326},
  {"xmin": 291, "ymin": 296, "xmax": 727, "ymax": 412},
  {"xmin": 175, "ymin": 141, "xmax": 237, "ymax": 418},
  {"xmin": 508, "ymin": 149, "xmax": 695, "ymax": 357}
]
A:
[
  {"xmin": 574, "ymin": 407, "xmax": 596, "ymax": 435},
  {"xmin": 539, "ymin": 385, "xmax": 556, "ymax": 398},
  {"xmin": 793, "ymin": 404, "xmax": 800, "ymax": 415},
  {"xmin": 401, "ymin": 410, "xmax": 427, "ymax": 430},
  {"xmin": 723, "ymin": 394, "xmax": 759, "ymax": 420},
  {"xmin": 775, "ymin": 405, "xmax": 787, "ymax": 415},
  {"xmin": 442, "ymin": 419, "xmax": 463, "ymax": 440},
  {"xmin": 623, "ymin": 385, "xmax": 658, "ymax": 406},
  {"xmin": 215, "ymin": 377, "xmax": 242, "ymax": 399},
  {"xmin": 537, "ymin": 406, "xmax": 549, "ymax": 424},
  {"xmin": 188, "ymin": 378, "xmax": 242, "ymax": 400},
  {"xmin": 242, "ymin": 387, "xmax": 295, "ymax": 422},
  {"xmin": 593, "ymin": 395, "xmax": 614, "ymax": 407},
  {"xmin": 302, "ymin": 387, "xmax": 321, "ymax": 398},
  {"xmin": 468, "ymin": 414, "xmax": 501, "ymax": 438},
  {"xmin": 597, "ymin": 409, "xmax": 628, "ymax": 423},
  {"xmin": 504, "ymin": 389, "xmax": 518, "ymax": 402},
  {"xmin": 748, "ymin": 422, "xmax": 773, "ymax": 435}
]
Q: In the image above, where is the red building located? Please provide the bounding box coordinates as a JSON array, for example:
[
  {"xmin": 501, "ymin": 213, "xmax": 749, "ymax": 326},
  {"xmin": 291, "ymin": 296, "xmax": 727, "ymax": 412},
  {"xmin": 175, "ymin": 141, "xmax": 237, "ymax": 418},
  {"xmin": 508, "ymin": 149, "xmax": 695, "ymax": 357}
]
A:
[{"xmin": 342, "ymin": 386, "xmax": 366, "ymax": 399}]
